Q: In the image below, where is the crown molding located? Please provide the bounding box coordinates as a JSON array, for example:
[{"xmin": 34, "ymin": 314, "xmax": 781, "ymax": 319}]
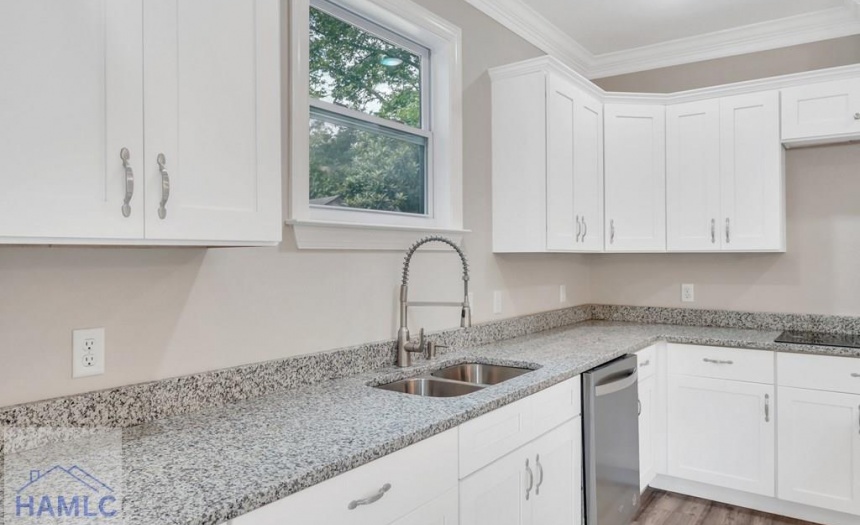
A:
[
  {"xmin": 465, "ymin": 0, "xmax": 860, "ymax": 79},
  {"xmin": 462, "ymin": 0, "xmax": 592, "ymax": 73},
  {"xmin": 589, "ymin": 5, "xmax": 860, "ymax": 79}
]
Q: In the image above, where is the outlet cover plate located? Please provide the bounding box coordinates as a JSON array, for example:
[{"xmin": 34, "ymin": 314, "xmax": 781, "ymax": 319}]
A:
[
  {"xmin": 73, "ymin": 328, "xmax": 105, "ymax": 378},
  {"xmin": 681, "ymin": 284, "xmax": 695, "ymax": 303}
]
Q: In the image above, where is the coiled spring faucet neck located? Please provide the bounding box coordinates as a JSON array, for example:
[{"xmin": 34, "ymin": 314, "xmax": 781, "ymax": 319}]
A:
[{"xmin": 397, "ymin": 236, "xmax": 471, "ymax": 367}]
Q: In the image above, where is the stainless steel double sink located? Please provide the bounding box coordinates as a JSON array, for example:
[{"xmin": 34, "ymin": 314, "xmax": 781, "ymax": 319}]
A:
[{"xmin": 375, "ymin": 363, "xmax": 534, "ymax": 397}]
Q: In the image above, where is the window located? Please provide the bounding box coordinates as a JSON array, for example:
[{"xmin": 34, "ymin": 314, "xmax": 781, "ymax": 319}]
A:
[
  {"xmin": 309, "ymin": 2, "xmax": 430, "ymax": 216},
  {"xmin": 289, "ymin": 0, "xmax": 464, "ymax": 249}
]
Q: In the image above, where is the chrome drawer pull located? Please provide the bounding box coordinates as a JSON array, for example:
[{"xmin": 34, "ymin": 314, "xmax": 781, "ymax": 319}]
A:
[
  {"xmin": 851, "ymin": 373, "xmax": 860, "ymax": 378},
  {"xmin": 711, "ymin": 219, "xmax": 716, "ymax": 244},
  {"xmin": 157, "ymin": 153, "xmax": 171, "ymax": 220},
  {"xmin": 610, "ymin": 220, "xmax": 616, "ymax": 245},
  {"xmin": 639, "ymin": 360, "xmax": 650, "ymax": 368},
  {"xmin": 120, "ymin": 148, "xmax": 134, "ymax": 218},
  {"xmin": 703, "ymin": 358, "xmax": 734, "ymax": 365},
  {"xmin": 765, "ymin": 394, "xmax": 770, "ymax": 423},
  {"xmin": 535, "ymin": 454, "xmax": 544, "ymax": 496},
  {"xmin": 348, "ymin": 483, "xmax": 391, "ymax": 510},
  {"xmin": 525, "ymin": 458, "xmax": 534, "ymax": 501},
  {"xmin": 638, "ymin": 399, "xmax": 642, "ymax": 416},
  {"xmin": 855, "ymin": 112, "xmax": 860, "ymax": 120},
  {"xmin": 575, "ymin": 216, "xmax": 581, "ymax": 243}
]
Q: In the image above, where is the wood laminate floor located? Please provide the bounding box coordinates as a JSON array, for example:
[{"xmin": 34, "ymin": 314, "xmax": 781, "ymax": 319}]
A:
[{"xmin": 632, "ymin": 489, "xmax": 820, "ymax": 525}]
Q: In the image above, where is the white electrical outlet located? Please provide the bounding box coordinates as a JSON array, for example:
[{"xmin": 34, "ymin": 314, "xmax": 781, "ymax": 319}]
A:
[
  {"xmin": 73, "ymin": 328, "xmax": 105, "ymax": 378},
  {"xmin": 493, "ymin": 291, "xmax": 503, "ymax": 315},
  {"xmin": 559, "ymin": 285, "xmax": 568, "ymax": 304},
  {"xmin": 681, "ymin": 284, "xmax": 695, "ymax": 303}
]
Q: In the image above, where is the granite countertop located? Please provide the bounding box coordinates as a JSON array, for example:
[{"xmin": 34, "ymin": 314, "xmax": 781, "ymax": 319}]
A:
[{"xmin": 6, "ymin": 320, "xmax": 860, "ymax": 525}]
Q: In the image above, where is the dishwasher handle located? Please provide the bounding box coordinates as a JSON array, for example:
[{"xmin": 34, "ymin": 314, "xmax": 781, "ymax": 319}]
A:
[{"xmin": 594, "ymin": 370, "xmax": 638, "ymax": 397}]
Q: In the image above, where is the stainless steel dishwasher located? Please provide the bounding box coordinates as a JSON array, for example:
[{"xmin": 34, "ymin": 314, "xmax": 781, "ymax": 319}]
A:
[{"xmin": 583, "ymin": 355, "xmax": 640, "ymax": 525}]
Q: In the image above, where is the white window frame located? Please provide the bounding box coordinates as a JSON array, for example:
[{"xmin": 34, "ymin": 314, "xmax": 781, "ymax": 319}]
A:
[{"xmin": 288, "ymin": 0, "xmax": 465, "ymax": 250}]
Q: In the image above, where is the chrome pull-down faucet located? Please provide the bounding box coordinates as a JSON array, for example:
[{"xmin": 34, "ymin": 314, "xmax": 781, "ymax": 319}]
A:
[{"xmin": 397, "ymin": 236, "xmax": 471, "ymax": 367}]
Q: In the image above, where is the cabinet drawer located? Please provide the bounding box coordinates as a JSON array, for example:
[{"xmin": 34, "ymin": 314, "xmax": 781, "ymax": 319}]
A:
[
  {"xmin": 668, "ymin": 344, "xmax": 774, "ymax": 384},
  {"xmin": 459, "ymin": 377, "xmax": 580, "ymax": 478},
  {"xmin": 636, "ymin": 344, "xmax": 658, "ymax": 381},
  {"xmin": 232, "ymin": 429, "xmax": 458, "ymax": 525},
  {"xmin": 778, "ymin": 353, "xmax": 860, "ymax": 395}
]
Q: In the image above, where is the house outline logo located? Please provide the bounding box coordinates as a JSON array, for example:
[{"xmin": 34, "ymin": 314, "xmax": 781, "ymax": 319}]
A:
[{"xmin": 14, "ymin": 465, "xmax": 119, "ymax": 520}]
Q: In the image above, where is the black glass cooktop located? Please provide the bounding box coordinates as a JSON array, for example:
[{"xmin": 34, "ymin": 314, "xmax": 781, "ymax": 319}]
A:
[{"xmin": 775, "ymin": 330, "xmax": 860, "ymax": 349}]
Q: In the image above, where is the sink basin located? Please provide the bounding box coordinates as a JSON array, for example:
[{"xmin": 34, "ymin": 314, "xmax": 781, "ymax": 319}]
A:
[
  {"xmin": 431, "ymin": 363, "xmax": 532, "ymax": 385},
  {"xmin": 375, "ymin": 377, "xmax": 485, "ymax": 397}
]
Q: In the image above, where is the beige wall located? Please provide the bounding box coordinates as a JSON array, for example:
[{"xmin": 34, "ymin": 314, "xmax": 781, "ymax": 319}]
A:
[
  {"xmin": 0, "ymin": 0, "xmax": 591, "ymax": 408},
  {"xmin": 596, "ymin": 35, "xmax": 860, "ymax": 93},
  {"xmin": 592, "ymin": 39, "xmax": 860, "ymax": 316}
]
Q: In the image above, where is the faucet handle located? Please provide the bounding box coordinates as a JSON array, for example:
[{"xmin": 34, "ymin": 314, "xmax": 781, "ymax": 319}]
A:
[{"xmin": 415, "ymin": 328, "xmax": 425, "ymax": 351}]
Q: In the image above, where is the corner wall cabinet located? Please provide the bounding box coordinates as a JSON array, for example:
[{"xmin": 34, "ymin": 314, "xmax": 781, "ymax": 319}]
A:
[
  {"xmin": 0, "ymin": 0, "xmax": 282, "ymax": 246},
  {"xmin": 603, "ymin": 104, "xmax": 666, "ymax": 252},
  {"xmin": 490, "ymin": 56, "xmax": 860, "ymax": 255},
  {"xmin": 491, "ymin": 61, "xmax": 604, "ymax": 253}
]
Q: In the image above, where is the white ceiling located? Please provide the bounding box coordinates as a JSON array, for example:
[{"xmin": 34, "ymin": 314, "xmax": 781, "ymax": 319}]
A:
[
  {"xmin": 523, "ymin": 0, "xmax": 846, "ymax": 54},
  {"xmin": 465, "ymin": 0, "xmax": 860, "ymax": 78}
]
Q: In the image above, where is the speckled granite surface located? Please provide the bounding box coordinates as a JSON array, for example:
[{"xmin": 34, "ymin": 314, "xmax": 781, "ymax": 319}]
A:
[{"xmin": 2, "ymin": 317, "xmax": 860, "ymax": 525}]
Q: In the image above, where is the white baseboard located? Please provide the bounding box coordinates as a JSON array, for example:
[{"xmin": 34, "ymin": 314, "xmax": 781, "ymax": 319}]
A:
[{"xmin": 650, "ymin": 475, "xmax": 858, "ymax": 525}]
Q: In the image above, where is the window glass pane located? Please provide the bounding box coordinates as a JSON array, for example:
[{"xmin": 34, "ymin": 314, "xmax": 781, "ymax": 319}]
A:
[
  {"xmin": 310, "ymin": 6, "xmax": 423, "ymax": 129},
  {"xmin": 310, "ymin": 109, "xmax": 427, "ymax": 215}
]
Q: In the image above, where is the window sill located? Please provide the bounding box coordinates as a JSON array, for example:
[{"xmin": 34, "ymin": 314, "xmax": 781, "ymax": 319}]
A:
[{"xmin": 286, "ymin": 219, "xmax": 469, "ymax": 251}]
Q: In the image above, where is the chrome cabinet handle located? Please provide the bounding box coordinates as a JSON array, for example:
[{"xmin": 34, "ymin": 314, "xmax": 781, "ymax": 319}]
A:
[
  {"xmin": 854, "ymin": 112, "xmax": 860, "ymax": 120},
  {"xmin": 639, "ymin": 360, "xmax": 650, "ymax": 368},
  {"xmin": 703, "ymin": 358, "xmax": 734, "ymax": 365},
  {"xmin": 157, "ymin": 153, "xmax": 171, "ymax": 220},
  {"xmin": 535, "ymin": 454, "xmax": 544, "ymax": 496},
  {"xmin": 348, "ymin": 483, "xmax": 391, "ymax": 510},
  {"xmin": 575, "ymin": 216, "xmax": 581, "ymax": 243},
  {"xmin": 851, "ymin": 373, "xmax": 860, "ymax": 378},
  {"xmin": 765, "ymin": 394, "xmax": 770, "ymax": 423},
  {"xmin": 120, "ymin": 148, "xmax": 134, "ymax": 218},
  {"xmin": 711, "ymin": 219, "xmax": 716, "ymax": 244},
  {"xmin": 857, "ymin": 404, "xmax": 860, "ymax": 435},
  {"xmin": 610, "ymin": 220, "xmax": 615, "ymax": 245},
  {"xmin": 525, "ymin": 459, "xmax": 534, "ymax": 501},
  {"xmin": 725, "ymin": 218, "xmax": 731, "ymax": 244},
  {"xmin": 582, "ymin": 217, "xmax": 588, "ymax": 242},
  {"xmin": 638, "ymin": 399, "xmax": 642, "ymax": 416}
]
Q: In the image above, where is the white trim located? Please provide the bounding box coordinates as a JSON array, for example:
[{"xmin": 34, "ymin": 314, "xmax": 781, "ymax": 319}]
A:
[
  {"xmin": 464, "ymin": 0, "xmax": 860, "ymax": 79},
  {"xmin": 651, "ymin": 475, "xmax": 860, "ymax": 525},
  {"xmin": 288, "ymin": 220, "xmax": 468, "ymax": 250},
  {"xmin": 288, "ymin": 0, "xmax": 463, "ymax": 248}
]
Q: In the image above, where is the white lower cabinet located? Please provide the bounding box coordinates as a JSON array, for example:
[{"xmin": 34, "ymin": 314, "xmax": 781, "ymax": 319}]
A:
[
  {"xmin": 777, "ymin": 353, "xmax": 860, "ymax": 516},
  {"xmin": 460, "ymin": 418, "xmax": 582, "ymax": 525}
]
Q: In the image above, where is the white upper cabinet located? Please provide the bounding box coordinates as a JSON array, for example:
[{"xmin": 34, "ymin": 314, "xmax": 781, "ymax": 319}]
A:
[
  {"xmin": 0, "ymin": 0, "xmax": 281, "ymax": 245},
  {"xmin": 666, "ymin": 93, "xmax": 785, "ymax": 252},
  {"xmin": 0, "ymin": 0, "xmax": 145, "ymax": 242},
  {"xmin": 604, "ymin": 104, "xmax": 666, "ymax": 252},
  {"xmin": 719, "ymin": 91, "xmax": 785, "ymax": 252},
  {"xmin": 782, "ymin": 78, "xmax": 860, "ymax": 147},
  {"xmin": 143, "ymin": 0, "xmax": 282, "ymax": 244},
  {"xmin": 666, "ymin": 100, "xmax": 721, "ymax": 251},
  {"xmin": 492, "ymin": 58, "xmax": 604, "ymax": 253}
]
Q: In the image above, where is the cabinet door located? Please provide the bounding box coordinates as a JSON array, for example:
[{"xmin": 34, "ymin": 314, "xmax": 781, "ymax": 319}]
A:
[
  {"xmin": 638, "ymin": 376, "xmax": 656, "ymax": 492},
  {"xmin": 546, "ymin": 76, "xmax": 577, "ymax": 252},
  {"xmin": 782, "ymin": 79, "xmax": 860, "ymax": 143},
  {"xmin": 604, "ymin": 104, "xmax": 666, "ymax": 252},
  {"xmin": 390, "ymin": 488, "xmax": 458, "ymax": 525},
  {"xmin": 143, "ymin": 0, "xmax": 282, "ymax": 244},
  {"xmin": 573, "ymin": 95, "xmax": 604, "ymax": 252},
  {"xmin": 531, "ymin": 419, "xmax": 582, "ymax": 525},
  {"xmin": 778, "ymin": 387, "xmax": 860, "ymax": 515},
  {"xmin": 667, "ymin": 375, "xmax": 775, "ymax": 496},
  {"xmin": 460, "ymin": 447, "xmax": 532, "ymax": 525},
  {"xmin": 719, "ymin": 92, "xmax": 784, "ymax": 252},
  {"xmin": 666, "ymin": 100, "xmax": 721, "ymax": 252},
  {"xmin": 0, "ymin": 0, "xmax": 144, "ymax": 241}
]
